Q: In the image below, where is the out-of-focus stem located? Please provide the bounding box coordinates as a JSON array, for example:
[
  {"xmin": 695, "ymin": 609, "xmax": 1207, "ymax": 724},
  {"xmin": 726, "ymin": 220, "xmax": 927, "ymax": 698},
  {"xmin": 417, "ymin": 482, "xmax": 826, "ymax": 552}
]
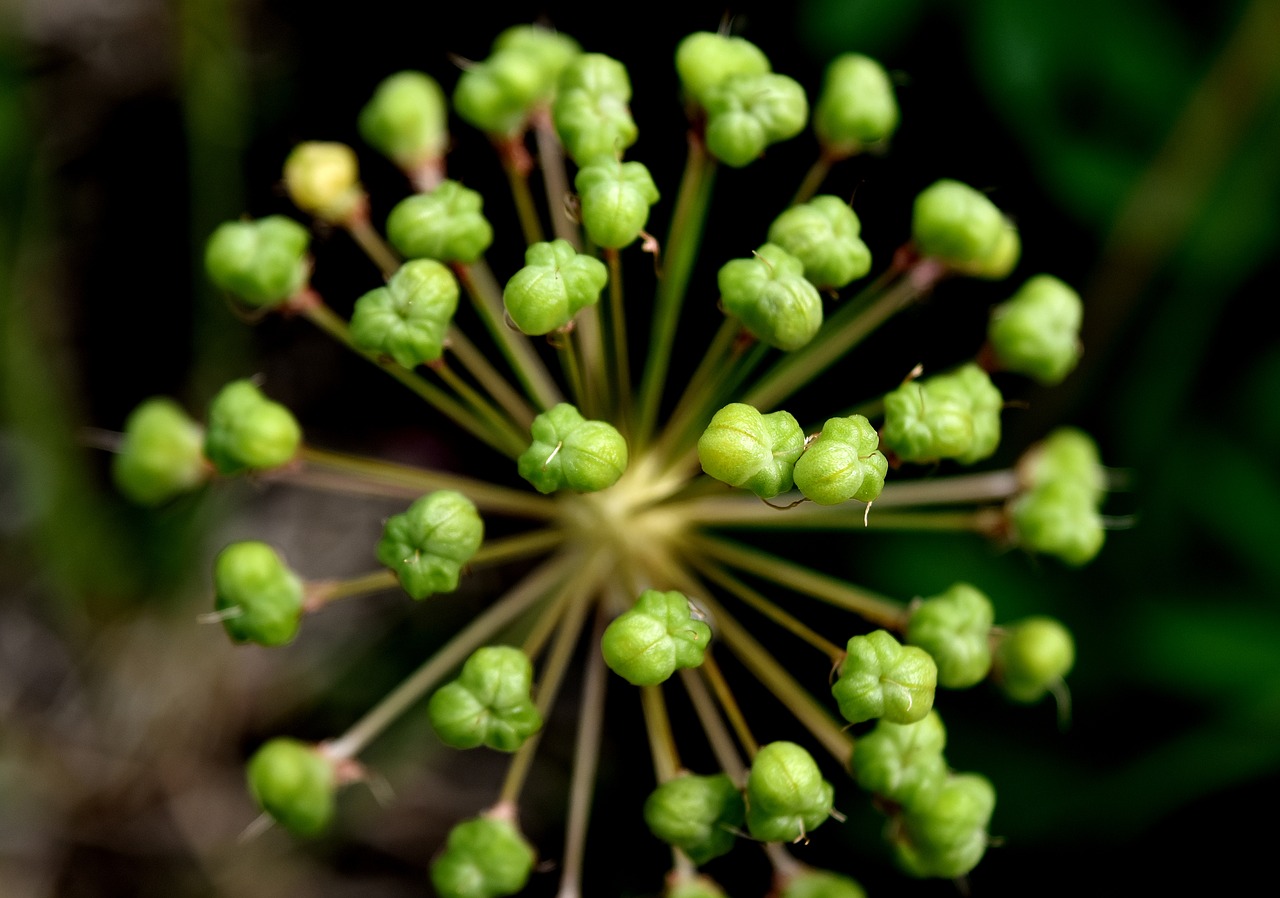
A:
[
  {"xmin": 699, "ymin": 652, "xmax": 758, "ymax": 758},
  {"xmin": 447, "ymin": 326, "xmax": 536, "ymax": 429},
  {"xmin": 344, "ymin": 206, "xmax": 401, "ymax": 279},
  {"xmin": 532, "ymin": 111, "xmax": 580, "ymax": 249},
  {"xmin": 641, "ymin": 683, "xmax": 681, "ymax": 784}
]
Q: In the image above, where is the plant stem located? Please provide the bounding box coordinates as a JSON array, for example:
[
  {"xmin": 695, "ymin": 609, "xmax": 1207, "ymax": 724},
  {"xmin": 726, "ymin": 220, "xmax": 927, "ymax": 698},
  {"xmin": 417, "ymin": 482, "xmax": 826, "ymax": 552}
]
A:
[
  {"xmin": 603, "ymin": 248, "xmax": 631, "ymax": 423},
  {"xmin": 345, "ymin": 207, "xmax": 401, "ymax": 279},
  {"xmin": 792, "ymin": 151, "xmax": 834, "ymax": 206},
  {"xmin": 447, "ymin": 326, "xmax": 536, "ymax": 429},
  {"xmin": 641, "ymin": 683, "xmax": 681, "ymax": 784},
  {"xmin": 431, "ymin": 360, "xmax": 529, "ymax": 453},
  {"xmin": 677, "ymin": 668, "xmax": 747, "ymax": 783},
  {"xmin": 554, "ymin": 328, "xmax": 588, "ymax": 410},
  {"xmin": 698, "ymin": 652, "xmax": 758, "ymax": 758},
  {"xmin": 650, "ymin": 316, "xmax": 740, "ymax": 461},
  {"xmin": 304, "ymin": 569, "xmax": 399, "ymax": 611},
  {"xmin": 503, "ymin": 150, "xmax": 546, "ymax": 246},
  {"xmin": 532, "ymin": 111, "xmax": 580, "ymax": 249}
]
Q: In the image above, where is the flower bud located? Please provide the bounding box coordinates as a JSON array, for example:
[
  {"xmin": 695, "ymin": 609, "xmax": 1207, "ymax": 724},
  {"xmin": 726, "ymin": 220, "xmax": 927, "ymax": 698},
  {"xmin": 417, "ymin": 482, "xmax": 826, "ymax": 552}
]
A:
[
  {"xmin": 358, "ymin": 71, "xmax": 448, "ymax": 171},
  {"xmin": 993, "ymin": 616, "xmax": 1074, "ymax": 703},
  {"xmin": 1018, "ymin": 427, "xmax": 1105, "ymax": 501},
  {"xmin": 282, "ymin": 141, "xmax": 363, "ymax": 223},
  {"xmin": 719, "ymin": 243, "xmax": 823, "ymax": 351},
  {"xmin": 960, "ymin": 215, "xmax": 1020, "ymax": 280},
  {"xmin": 1008, "ymin": 479, "xmax": 1104, "ymax": 566},
  {"xmin": 988, "ymin": 275, "xmax": 1084, "ymax": 385},
  {"xmin": 781, "ymin": 869, "xmax": 868, "ymax": 898},
  {"xmin": 906, "ymin": 582, "xmax": 994, "ymax": 689},
  {"xmin": 601, "ymin": 589, "xmax": 711, "ymax": 686},
  {"xmin": 850, "ymin": 711, "xmax": 948, "ymax": 808},
  {"xmin": 503, "ymin": 239, "xmax": 608, "ymax": 336},
  {"xmin": 213, "ymin": 541, "xmax": 304, "ymax": 647},
  {"xmin": 832, "ymin": 629, "xmax": 937, "ymax": 725},
  {"xmin": 892, "ymin": 773, "xmax": 995, "ymax": 879},
  {"xmin": 517, "ymin": 403, "xmax": 628, "ymax": 494},
  {"xmin": 453, "ymin": 26, "xmax": 580, "ymax": 138},
  {"xmin": 574, "ymin": 157, "xmax": 659, "ymax": 249},
  {"xmin": 203, "ymin": 379, "xmax": 301, "ymax": 475},
  {"xmin": 792, "ymin": 414, "xmax": 888, "ymax": 506},
  {"xmin": 492, "ymin": 24, "xmax": 581, "ymax": 86},
  {"xmin": 880, "ymin": 364, "xmax": 1003, "ymax": 465},
  {"xmin": 766, "ymin": 195, "xmax": 871, "ymax": 289},
  {"xmin": 430, "ymin": 815, "xmax": 537, "ymax": 898},
  {"xmin": 204, "ymin": 216, "xmax": 311, "ymax": 308},
  {"xmin": 675, "ymin": 32, "xmax": 771, "ymax": 110},
  {"xmin": 704, "ymin": 73, "xmax": 808, "ymax": 168},
  {"xmin": 813, "ymin": 53, "xmax": 899, "ymax": 157},
  {"xmin": 911, "ymin": 179, "xmax": 1006, "ymax": 269},
  {"xmin": 643, "ymin": 772, "xmax": 745, "ymax": 865},
  {"xmin": 428, "ymin": 646, "xmax": 542, "ymax": 751},
  {"xmin": 745, "ymin": 741, "xmax": 834, "ymax": 843},
  {"xmin": 245, "ymin": 738, "xmax": 336, "ymax": 836},
  {"xmin": 112, "ymin": 397, "xmax": 208, "ymax": 506},
  {"xmin": 387, "ymin": 180, "xmax": 494, "ymax": 263},
  {"xmin": 553, "ymin": 53, "xmax": 637, "ymax": 164},
  {"xmin": 697, "ymin": 402, "xmax": 805, "ymax": 499},
  {"xmin": 376, "ymin": 490, "xmax": 484, "ymax": 600},
  {"xmin": 349, "ymin": 259, "xmax": 459, "ymax": 368}
]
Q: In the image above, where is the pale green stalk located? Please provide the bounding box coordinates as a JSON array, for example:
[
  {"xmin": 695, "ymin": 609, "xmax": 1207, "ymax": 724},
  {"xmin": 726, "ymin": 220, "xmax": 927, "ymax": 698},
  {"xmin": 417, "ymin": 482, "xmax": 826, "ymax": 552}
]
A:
[{"xmin": 447, "ymin": 326, "xmax": 536, "ymax": 429}]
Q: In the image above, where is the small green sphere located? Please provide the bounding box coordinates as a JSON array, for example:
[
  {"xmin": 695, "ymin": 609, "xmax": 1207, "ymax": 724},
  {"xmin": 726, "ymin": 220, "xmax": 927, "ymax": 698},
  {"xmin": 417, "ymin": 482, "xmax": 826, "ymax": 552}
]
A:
[
  {"xmin": 832, "ymin": 629, "xmax": 937, "ymax": 725},
  {"xmin": 553, "ymin": 53, "xmax": 637, "ymax": 164},
  {"xmin": 503, "ymin": 239, "xmax": 608, "ymax": 336},
  {"xmin": 704, "ymin": 73, "xmax": 808, "ymax": 168},
  {"xmin": 203, "ymin": 379, "xmax": 302, "ymax": 475},
  {"xmin": 517, "ymin": 403, "xmax": 628, "ymax": 494},
  {"xmin": 204, "ymin": 216, "xmax": 311, "ymax": 308},
  {"xmin": 988, "ymin": 274, "xmax": 1084, "ymax": 385},
  {"xmin": 906, "ymin": 583, "xmax": 995, "ymax": 689},
  {"xmin": 850, "ymin": 711, "xmax": 949, "ymax": 808},
  {"xmin": 643, "ymin": 772, "xmax": 745, "ymax": 865},
  {"xmin": 745, "ymin": 741, "xmax": 834, "ymax": 843},
  {"xmin": 675, "ymin": 32, "xmax": 771, "ymax": 109},
  {"xmin": 283, "ymin": 141, "xmax": 362, "ymax": 223},
  {"xmin": 428, "ymin": 646, "xmax": 542, "ymax": 752},
  {"xmin": 213, "ymin": 541, "xmax": 304, "ymax": 647},
  {"xmin": 386, "ymin": 180, "xmax": 494, "ymax": 263},
  {"xmin": 892, "ymin": 773, "xmax": 995, "ymax": 879},
  {"xmin": 792, "ymin": 414, "xmax": 888, "ymax": 506},
  {"xmin": 349, "ymin": 259, "xmax": 459, "ymax": 368},
  {"xmin": 813, "ymin": 53, "xmax": 899, "ymax": 156},
  {"xmin": 376, "ymin": 490, "xmax": 485, "ymax": 600},
  {"xmin": 358, "ymin": 71, "xmax": 448, "ymax": 170},
  {"xmin": 430, "ymin": 815, "xmax": 537, "ymax": 898},
  {"xmin": 601, "ymin": 589, "xmax": 711, "ymax": 686},
  {"xmin": 246, "ymin": 738, "xmax": 335, "ymax": 837},
  {"xmin": 112, "ymin": 397, "xmax": 208, "ymax": 506},
  {"xmin": 912, "ymin": 180, "xmax": 1006, "ymax": 268},
  {"xmin": 574, "ymin": 158, "xmax": 659, "ymax": 249},
  {"xmin": 767, "ymin": 195, "xmax": 872, "ymax": 289},
  {"xmin": 697, "ymin": 402, "xmax": 805, "ymax": 499},
  {"xmin": 994, "ymin": 616, "xmax": 1075, "ymax": 703},
  {"xmin": 781, "ymin": 869, "xmax": 868, "ymax": 898},
  {"xmin": 1009, "ymin": 479, "xmax": 1105, "ymax": 566},
  {"xmin": 719, "ymin": 243, "xmax": 823, "ymax": 351}
]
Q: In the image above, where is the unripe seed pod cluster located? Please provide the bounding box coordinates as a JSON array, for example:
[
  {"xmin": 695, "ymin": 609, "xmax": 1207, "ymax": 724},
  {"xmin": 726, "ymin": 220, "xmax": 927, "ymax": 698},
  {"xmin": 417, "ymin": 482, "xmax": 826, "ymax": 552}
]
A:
[
  {"xmin": 517, "ymin": 402, "xmax": 628, "ymax": 494},
  {"xmin": 428, "ymin": 645, "xmax": 542, "ymax": 751},
  {"xmin": 203, "ymin": 379, "xmax": 302, "ymax": 475},
  {"xmin": 349, "ymin": 258, "xmax": 459, "ymax": 368},
  {"xmin": 881, "ymin": 363, "xmax": 1004, "ymax": 465},
  {"xmin": 387, "ymin": 179, "xmax": 495, "ymax": 263},
  {"xmin": 1008, "ymin": 428, "xmax": 1107, "ymax": 565},
  {"xmin": 600, "ymin": 589, "xmax": 711, "ymax": 686},
  {"xmin": 376, "ymin": 490, "xmax": 484, "ymax": 600}
]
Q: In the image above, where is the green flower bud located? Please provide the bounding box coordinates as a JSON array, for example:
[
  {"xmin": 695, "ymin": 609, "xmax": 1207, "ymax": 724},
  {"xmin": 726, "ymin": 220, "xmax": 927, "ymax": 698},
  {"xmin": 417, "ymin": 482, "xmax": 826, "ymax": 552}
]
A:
[
  {"xmin": 929, "ymin": 364, "xmax": 1002, "ymax": 465},
  {"xmin": 204, "ymin": 216, "xmax": 311, "ymax": 308},
  {"xmin": 988, "ymin": 275, "xmax": 1084, "ymax": 385},
  {"xmin": 430, "ymin": 815, "xmax": 537, "ymax": 898},
  {"xmin": 906, "ymin": 583, "xmax": 994, "ymax": 689},
  {"xmin": 696, "ymin": 402, "xmax": 805, "ymax": 499},
  {"xmin": 282, "ymin": 141, "xmax": 363, "ymax": 223},
  {"xmin": 601, "ymin": 589, "xmax": 711, "ymax": 686},
  {"xmin": 832, "ymin": 629, "xmax": 937, "ymax": 725},
  {"xmin": 517, "ymin": 403, "xmax": 628, "ymax": 494},
  {"xmin": 428, "ymin": 646, "xmax": 542, "ymax": 751},
  {"xmin": 993, "ymin": 616, "xmax": 1075, "ymax": 703},
  {"xmin": 704, "ymin": 73, "xmax": 808, "ymax": 168},
  {"xmin": 1019, "ymin": 427, "xmax": 1105, "ymax": 501},
  {"xmin": 675, "ymin": 32, "xmax": 771, "ymax": 110},
  {"xmin": 349, "ymin": 259, "xmax": 459, "ymax": 368},
  {"xmin": 358, "ymin": 71, "xmax": 448, "ymax": 170},
  {"xmin": 813, "ymin": 53, "xmax": 899, "ymax": 156},
  {"xmin": 112, "ymin": 397, "xmax": 208, "ymax": 506},
  {"xmin": 792, "ymin": 414, "xmax": 888, "ymax": 506},
  {"xmin": 880, "ymin": 364, "xmax": 1003, "ymax": 465},
  {"xmin": 1008, "ymin": 479, "xmax": 1104, "ymax": 566},
  {"xmin": 503, "ymin": 239, "xmax": 608, "ymax": 336},
  {"xmin": 553, "ymin": 53, "xmax": 637, "ymax": 164},
  {"xmin": 386, "ymin": 180, "xmax": 494, "ymax": 263},
  {"xmin": 574, "ymin": 157, "xmax": 659, "ymax": 249},
  {"xmin": 203, "ymin": 379, "xmax": 302, "ymax": 475},
  {"xmin": 376, "ymin": 490, "xmax": 484, "ymax": 600},
  {"xmin": 960, "ymin": 215, "xmax": 1020, "ymax": 280},
  {"xmin": 245, "ymin": 737, "xmax": 336, "ymax": 837},
  {"xmin": 643, "ymin": 772, "xmax": 745, "ymax": 865},
  {"xmin": 492, "ymin": 24, "xmax": 581, "ymax": 86},
  {"xmin": 850, "ymin": 711, "xmax": 948, "ymax": 808},
  {"xmin": 213, "ymin": 541, "xmax": 304, "ymax": 647},
  {"xmin": 911, "ymin": 179, "xmax": 1006, "ymax": 269},
  {"xmin": 781, "ymin": 869, "xmax": 868, "ymax": 898},
  {"xmin": 453, "ymin": 51, "xmax": 547, "ymax": 138},
  {"xmin": 745, "ymin": 741, "xmax": 834, "ymax": 843},
  {"xmin": 719, "ymin": 243, "xmax": 823, "ymax": 351},
  {"xmin": 892, "ymin": 773, "xmax": 995, "ymax": 879},
  {"xmin": 668, "ymin": 876, "xmax": 729, "ymax": 898},
  {"xmin": 766, "ymin": 196, "xmax": 871, "ymax": 290}
]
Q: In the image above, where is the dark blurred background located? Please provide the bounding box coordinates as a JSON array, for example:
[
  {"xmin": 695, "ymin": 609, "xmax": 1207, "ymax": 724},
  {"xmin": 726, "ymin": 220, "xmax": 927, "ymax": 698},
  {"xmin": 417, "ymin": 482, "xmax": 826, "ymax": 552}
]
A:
[{"xmin": 3, "ymin": 0, "xmax": 1279, "ymax": 895}]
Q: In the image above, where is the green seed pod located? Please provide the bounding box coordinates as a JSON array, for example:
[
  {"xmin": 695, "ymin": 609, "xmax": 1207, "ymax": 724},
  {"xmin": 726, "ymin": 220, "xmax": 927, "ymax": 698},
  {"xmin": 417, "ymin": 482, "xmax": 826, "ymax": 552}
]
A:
[
  {"xmin": 704, "ymin": 73, "xmax": 808, "ymax": 168},
  {"xmin": 1019, "ymin": 427, "xmax": 1105, "ymax": 501},
  {"xmin": 376, "ymin": 490, "xmax": 484, "ymax": 600},
  {"xmin": 781, "ymin": 869, "xmax": 868, "ymax": 898},
  {"xmin": 675, "ymin": 31, "xmax": 771, "ymax": 110},
  {"xmin": 643, "ymin": 772, "xmax": 745, "ymax": 865},
  {"xmin": 813, "ymin": 53, "xmax": 899, "ymax": 157},
  {"xmin": 696, "ymin": 402, "xmax": 805, "ymax": 499},
  {"xmin": 349, "ymin": 259, "xmax": 459, "ymax": 368},
  {"xmin": 453, "ymin": 51, "xmax": 546, "ymax": 138},
  {"xmin": 792, "ymin": 414, "xmax": 888, "ymax": 506},
  {"xmin": 203, "ymin": 379, "xmax": 302, "ymax": 475},
  {"xmin": 766, "ymin": 195, "xmax": 872, "ymax": 290},
  {"xmin": 282, "ymin": 141, "xmax": 363, "ymax": 223},
  {"xmin": 245, "ymin": 738, "xmax": 336, "ymax": 837},
  {"xmin": 503, "ymin": 239, "xmax": 608, "ymax": 336},
  {"xmin": 386, "ymin": 180, "xmax": 494, "ymax": 264},
  {"xmin": 988, "ymin": 275, "xmax": 1084, "ymax": 385},
  {"xmin": 600, "ymin": 589, "xmax": 711, "ymax": 686},
  {"xmin": 112, "ymin": 397, "xmax": 209, "ymax": 506},
  {"xmin": 553, "ymin": 53, "xmax": 637, "ymax": 164},
  {"xmin": 993, "ymin": 616, "xmax": 1075, "ymax": 703},
  {"xmin": 906, "ymin": 583, "xmax": 994, "ymax": 689},
  {"xmin": 960, "ymin": 215, "xmax": 1020, "ymax": 280},
  {"xmin": 574, "ymin": 157, "xmax": 660, "ymax": 249},
  {"xmin": 517, "ymin": 403, "xmax": 628, "ymax": 494},
  {"xmin": 213, "ymin": 541, "xmax": 304, "ymax": 647},
  {"xmin": 492, "ymin": 24, "xmax": 581, "ymax": 87},
  {"xmin": 745, "ymin": 741, "xmax": 834, "ymax": 843},
  {"xmin": 849, "ymin": 711, "xmax": 948, "ymax": 808},
  {"xmin": 1008, "ymin": 479, "xmax": 1105, "ymax": 566},
  {"xmin": 358, "ymin": 71, "xmax": 448, "ymax": 171},
  {"xmin": 430, "ymin": 815, "xmax": 537, "ymax": 898},
  {"xmin": 718, "ymin": 243, "xmax": 823, "ymax": 351},
  {"xmin": 832, "ymin": 629, "xmax": 937, "ymax": 725},
  {"xmin": 911, "ymin": 179, "xmax": 1006, "ymax": 269},
  {"xmin": 668, "ymin": 876, "xmax": 729, "ymax": 898},
  {"xmin": 950, "ymin": 364, "xmax": 1004, "ymax": 465},
  {"xmin": 892, "ymin": 773, "xmax": 995, "ymax": 879},
  {"xmin": 880, "ymin": 364, "xmax": 1002, "ymax": 465},
  {"xmin": 428, "ymin": 646, "xmax": 542, "ymax": 751},
  {"xmin": 204, "ymin": 216, "xmax": 311, "ymax": 308}
]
